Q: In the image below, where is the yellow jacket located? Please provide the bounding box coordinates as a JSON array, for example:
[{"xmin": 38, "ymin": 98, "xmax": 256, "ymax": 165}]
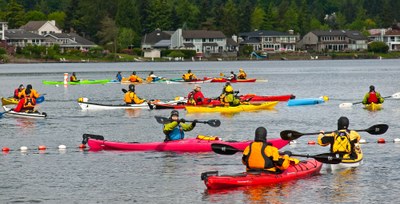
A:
[
  {"xmin": 124, "ymin": 91, "xmax": 145, "ymax": 104},
  {"xmin": 129, "ymin": 75, "xmax": 143, "ymax": 83},
  {"xmin": 182, "ymin": 73, "xmax": 197, "ymax": 81},
  {"xmin": 318, "ymin": 130, "xmax": 361, "ymax": 157},
  {"xmin": 238, "ymin": 71, "xmax": 247, "ymax": 79},
  {"xmin": 242, "ymin": 142, "xmax": 290, "ymax": 172},
  {"xmin": 18, "ymin": 89, "xmax": 40, "ymax": 99}
]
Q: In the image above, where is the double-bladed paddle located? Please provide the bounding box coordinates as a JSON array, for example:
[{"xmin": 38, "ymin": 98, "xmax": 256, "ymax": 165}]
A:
[
  {"xmin": 339, "ymin": 92, "xmax": 400, "ymax": 108},
  {"xmin": 280, "ymin": 124, "xmax": 389, "ymax": 141},
  {"xmin": 154, "ymin": 116, "xmax": 221, "ymax": 127},
  {"xmin": 211, "ymin": 143, "xmax": 342, "ymax": 164}
]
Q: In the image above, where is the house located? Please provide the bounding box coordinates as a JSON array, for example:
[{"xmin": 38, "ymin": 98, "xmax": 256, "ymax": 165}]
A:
[
  {"xmin": 142, "ymin": 29, "xmax": 173, "ymax": 50},
  {"xmin": 171, "ymin": 29, "xmax": 230, "ymax": 55},
  {"xmin": 369, "ymin": 24, "xmax": 400, "ymax": 51},
  {"xmin": 44, "ymin": 33, "xmax": 97, "ymax": 52},
  {"xmin": 20, "ymin": 20, "xmax": 62, "ymax": 36},
  {"xmin": 4, "ymin": 29, "xmax": 46, "ymax": 47},
  {"xmin": 239, "ymin": 30, "xmax": 299, "ymax": 52},
  {"xmin": 1, "ymin": 21, "xmax": 8, "ymax": 41},
  {"xmin": 299, "ymin": 30, "xmax": 368, "ymax": 52}
]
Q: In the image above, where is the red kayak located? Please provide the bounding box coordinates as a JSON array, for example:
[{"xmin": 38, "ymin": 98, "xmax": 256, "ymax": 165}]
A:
[
  {"xmin": 240, "ymin": 94, "xmax": 295, "ymax": 102},
  {"xmin": 201, "ymin": 159, "xmax": 322, "ymax": 190},
  {"xmin": 82, "ymin": 134, "xmax": 289, "ymax": 152},
  {"xmin": 211, "ymin": 78, "xmax": 257, "ymax": 83}
]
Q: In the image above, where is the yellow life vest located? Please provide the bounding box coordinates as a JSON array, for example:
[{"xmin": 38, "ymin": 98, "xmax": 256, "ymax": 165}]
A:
[
  {"xmin": 23, "ymin": 97, "xmax": 36, "ymax": 109},
  {"xmin": 332, "ymin": 130, "xmax": 352, "ymax": 154}
]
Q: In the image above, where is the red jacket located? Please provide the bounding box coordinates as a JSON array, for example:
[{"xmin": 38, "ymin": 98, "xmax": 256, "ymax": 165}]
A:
[
  {"xmin": 14, "ymin": 97, "xmax": 36, "ymax": 112},
  {"xmin": 187, "ymin": 91, "xmax": 205, "ymax": 105}
]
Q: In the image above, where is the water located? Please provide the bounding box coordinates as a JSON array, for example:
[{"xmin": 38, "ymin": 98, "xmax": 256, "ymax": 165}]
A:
[{"xmin": 0, "ymin": 59, "xmax": 399, "ymax": 203}]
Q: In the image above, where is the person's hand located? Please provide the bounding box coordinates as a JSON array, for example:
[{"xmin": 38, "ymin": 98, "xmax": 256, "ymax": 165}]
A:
[
  {"xmin": 192, "ymin": 119, "xmax": 198, "ymax": 126},
  {"xmin": 179, "ymin": 118, "xmax": 186, "ymax": 123},
  {"xmin": 319, "ymin": 130, "xmax": 325, "ymax": 135}
]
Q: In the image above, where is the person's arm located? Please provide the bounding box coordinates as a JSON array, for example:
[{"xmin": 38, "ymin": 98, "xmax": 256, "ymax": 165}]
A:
[
  {"xmin": 133, "ymin": 94, "xmax": 145, "ymax": 104},
  {"xmin": 362, "ymin": 93, "xmax": 369, "ymax": 104},
  {"xmin": 242, "ymin": 146, "xmax": 250, "ymax": 165},
  {"xmin": 163, "ymin": 121, "xmax": 179, "ymax": 134},
  {"xmin": 377, "ymin": 92, "xmax": 385, "ymax": 103},
  {"xmin": 181, "ymin": 121, "xmax": 195, "ymax": 131},
  {"xmin": 317, "ymin": 131, "xmax": 334, "ymax": 146},
  {"xmin": 32, "ymin": 90, "xmax": 40, "ymax": 99},
  {"xmin": 349, "ymin": 130, "xmax": 361, "ymax": 143}
]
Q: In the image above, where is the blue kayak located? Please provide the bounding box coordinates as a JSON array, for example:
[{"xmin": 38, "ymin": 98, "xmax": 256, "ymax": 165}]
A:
[{"xmin": 287, "ymin": 97, "xmax": 327, "ymax": 106}]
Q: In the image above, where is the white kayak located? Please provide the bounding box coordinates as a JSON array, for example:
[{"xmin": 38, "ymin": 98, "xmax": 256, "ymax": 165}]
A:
[
  {"xmin": 78, "ymin": 101, "xmax": 151, "ymax": 110},
  {"xmin": 2, "ymin": 106, "xmax": 47, "ymax": 118}
]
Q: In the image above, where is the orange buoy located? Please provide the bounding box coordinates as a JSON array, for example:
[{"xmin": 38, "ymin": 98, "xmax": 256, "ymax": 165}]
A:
[
  {"xmin": 79, "ymin": 144, "xmax": 86, "ymax": 149},
  {"xmin": 377, "ymin": 138, "xmax": 386, "ymax": 143},
  {"xmin": 2, "ymin": 147, "xmax": 10, "ymax": 152},
  {"xmin": 38, "ymin": 145, "xmax": 47, "ymax": 150},
  {"xmin": 308, "ymin": 140, "xmax": 316, "ymax": 145}
]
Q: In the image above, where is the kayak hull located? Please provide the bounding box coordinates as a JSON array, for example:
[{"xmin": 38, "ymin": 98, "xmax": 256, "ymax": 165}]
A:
[
  {"xmin": 2, "ymin": 106, "xmax": 47, "ymax": 118},
  {"xmin": 211, "ymin": 78, "xmax": 257, "ymax": 83},
  {"xmin": 1, "ymin": 97, "xmax": 19, "ymax": 105},
  {"xmin": 84, "ymin": 136, "xmax": 289, "ymax": 152},
  {"xmin": 185, "ymin": 101, "xmax": 278, "ymax": 113},
  {"xmin": 363, "ymin": 102, "xmax": 382, "ymax": 111},
  {"xmin": 240, "ymin": 94, "xmax": 295, "ymax": 102},
  {"xmin": 202, "ymin": 159, "xmax": 322, "ymax": 190},
  {"xmin": 78, "ymin": 101, "xmax": 150, "ymax": 110},
  {"xmin": 329, "ymin": 145, "xmax": 363, "ymax": 171},
  {"xmin": 287, "ymin": 98, "xmax": 325, "ymax": 106},
  {"xmin": 42, "ymin": 79, "xmax": 110, "ymax": 85}
]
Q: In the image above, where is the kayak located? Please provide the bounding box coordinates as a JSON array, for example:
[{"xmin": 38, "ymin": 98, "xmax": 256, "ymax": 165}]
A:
[
  {"xmin": 211, "ymin": 78, "xmax": 257, "ymax": 83},
  {"xmin": 1, "ymin": 97, "xmax": 19, "ymax": 105},
  {"xmin": 83, "ymin": 134, "xmax": 290, "ymax": 152},
  {"xmin": 42, "ymin": 79, "xmax": 110, "ymax": 85},
  {"xmin": 77, "ymin": 99, "xmax": 151, "ymax": 110},
  {"xmin": 363, "ymin": 102, "xmax": 382, "ymax": 111},
  {"xmin": 2, "ymin": 106, "xmax": 47, "ymax": 118},
  {"xmin": 329, "ymin": 144, "xmax": 363, "ymax": 171},
  {"xmin": 185, "ymin": 101, "xmax": 278, "ymax": 113},
  {"xmin": 201, "ymin": 159, "xmax": 322, "ymax": 190},
  {"xmin": 240, "ymin": 94, "xmax": 295, "ymax": 102},
  {"xmin": 170, "ymin": 78, "xmax": 212, "ymax": 84},
  {"xmin": 287, "ymin": 96, "xmax": 328, "ymax": 106}
]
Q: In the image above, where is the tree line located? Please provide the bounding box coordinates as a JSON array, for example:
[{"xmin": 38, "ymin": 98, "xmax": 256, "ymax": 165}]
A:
[{"xmin": 1, "ymin": 0, "xmax": 400, "ymax": 51}]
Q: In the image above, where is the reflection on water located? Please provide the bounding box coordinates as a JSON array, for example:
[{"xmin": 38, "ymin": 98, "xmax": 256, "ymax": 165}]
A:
[
  {"xmin": 124, "ymin": 109, "xmax": 144, "ymax": 118},
  {"xmin": 329, "ymin": 168, "xmax": 361, "ymax": 203},
  {"xmin": 16, "ymin": 118, "xmax": 36, "ymax": 129}
]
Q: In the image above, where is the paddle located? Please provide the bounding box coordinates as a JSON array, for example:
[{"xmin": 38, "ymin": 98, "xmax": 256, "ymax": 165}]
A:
[
  {"xmin": 339, "ymin": 92, "xmax": 400, "ymax": 108},
  {"xmin": 211, "ymin": 143, "xmax": 342, "ymax": 164},
  {"xmin": 280, "ymin": 124, "xmax": 389, "ymax": 141},
  {"xmin": 154, "ymin": 116, "xmax": 221, "ymax": 127},
  {"xmin": 121, "ymin": 88, "xmax": 153, "ymax": 110}
]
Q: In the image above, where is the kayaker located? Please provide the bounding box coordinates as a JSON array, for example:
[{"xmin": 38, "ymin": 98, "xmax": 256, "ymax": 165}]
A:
[
  {"xmin": 187, "ymin": 85, "xmax": 205, "ymax": 105},
  {"xmin": 317, "ymin": 116, "xmax": 361, "ymax": 160},
  {"xmin": 124, "ymin": 84, "xmax": 146, "ymax": 104},
  {"xmin": 13, "ymin": 84, "xmax": 24, "ymax": 99},
  {"xmin": 237, "ymin": 68, "xmax": 247, "ymax": 79},
  {"xmin": 362, "ymin": 85, "xmax": 384, "ymax": 104},
  {"xmin": 182, "ymin": 69, "xmax": 197, "ymax": 82},
  {"xmin": 163, "ymin": 110, "xmax": 197, "ymax": 141},
  {"xmin": 220, "ymin": 83, "xmax": 240, "ymax": 106},
  {"xmin": 242, "ymin": 127, "xmax": 293, "ymax": 173},
  {"xmin": 228, "ymin": 71, "xmax": 237, "ymax": 80},
  {"xmin": 128, "ymin": 71, "xmax": 143, "ymax": 83},
  {"xmin": 146, "ymin": 71, "xmax": 159, "ymax": 82},
  {"xmin": 18, "ymin": 84, "xmax": 40, "ymax": 99},
  {"xmin": 116, "ymin": 71, "xmax": 123, "ymax": 82},
  {"xmin": 14, "ymin": 88, "xmax": 37, "ymax": 112},
  {"xmin": 70, "ymin": 72, "xmax": 80, "ymax": 82}
]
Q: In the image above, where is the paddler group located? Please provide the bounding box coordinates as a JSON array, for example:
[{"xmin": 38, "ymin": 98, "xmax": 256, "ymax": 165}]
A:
[{"xmin": 2, "ymin": 84, "xmax": 43, "ymax": 113}]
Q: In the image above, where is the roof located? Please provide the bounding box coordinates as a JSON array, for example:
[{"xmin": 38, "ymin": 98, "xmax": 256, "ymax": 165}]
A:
[
  {"xmin": 384, "ymin": 29, "xmax": 400, "ymax": 36},
  {"xmin": 5, "ymin": 29, "xmax": 46, "ymax": 39},
  {"xmin": 142, "ymin": 29, "xmax": 172, "ymax": 45},
  {"xmin": 227, "ymin": 38, "xmax": 238, "ymax": 46},
  {"xmin": 240, "ymin": 38, "xmax": 260, "ymax": 44},
  {"xmin": 46, "ymin": 33, "xmax": 96, "ymax": 45},
  {"xmin": 240, "ymin": 30, "xmax": 293, "ymax": 37},
  {"xmin": 20, "ymin": 21, "xmax": 48, "ymax": 31},
  {"xmin": 182, "ymin": 30, "xmax": 225, "ymax": 39},
  {"xmin": 202, "ymin": 42, "xmax": 218, "ymax": 46},
  {"xmin": 183, "ymin": 43, "xmax": 195, "ymax": 47},
  {"xmin": 311, "ymin": 30, "xmax": 367, "ymax": 40},
  {"xmin": 153, "ymin": 39, "xmax": 171, "ymax": 47}
]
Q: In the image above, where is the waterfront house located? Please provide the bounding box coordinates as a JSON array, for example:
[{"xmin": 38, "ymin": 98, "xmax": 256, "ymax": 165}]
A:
[
  {"xmin": 239, "ymin": 30, "xmax": 299, "ymax": 52},
  {"xmin": 20, "ymin": 20, "xmax": 62, "ymax": 36},
  {"xmin": 369, "ymin": 24, "xmax": 400, "ymax": 51},
  {"xmin": 142, "ymin": 29, "xmax": 173, "ymax": 50},
  {"xmin": 0, "ymin": 21, "xmax": 7, "ymax": 41},
  {"xmin": 44, "ymin": 33, "xmax": 97, "ymax": 52},
  {"xmin": 4, "ymin": 29, "xmax": 46, "ymax": 47}
]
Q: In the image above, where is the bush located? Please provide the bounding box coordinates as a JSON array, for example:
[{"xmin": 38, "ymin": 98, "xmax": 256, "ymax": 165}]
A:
[
  {"xmin": 167, "ymin": 50, "xmax": 185, "ymax": 58},
  {"xmin": 0, "ymin": 47, "xmax": 6, "ymax": 55},
  {"xmin": 120, "ymin": 49, "xmax": 133, "ymax": 55},
  {"xmin": 368, "ymin": 42, "xmax": 389, "ymax": 53},
  {"xmin": 132, "ymin": 48, "xmax": 143, "ymax": 56},
  {"xmin": 161, "ymin": 49, "xmax": 195, "ymax": 58},
  {"xmin": 239, "ymin": 45, "xmax": 253, "ymax": 57}
]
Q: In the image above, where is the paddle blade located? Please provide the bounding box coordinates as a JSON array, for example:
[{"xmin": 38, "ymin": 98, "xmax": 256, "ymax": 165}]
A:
[
  {"xmin": 280, "ymin": 130, "xmax": 304, "ymax": 140},
  {"xmin": 211, "ymin": 143, "xmax": 241, "ymax": 155},
  {"xmin": 121, "ymin": 88, "xmax": 127, "ymax": 93},
  {"xmin": 391, "ymin": 92, "xmax": 400, "ymax": 99},
  {"xmin": 82, "ymin": 134, "xmax": 104, "ymax": 144},
  {"xmin": 36, "ymin": 95, "xmax": 45, "ymax": 104},
  {"xmin": 364, "ymin": 124, "xmax": 388, "ymax": 135},
  {"xmin": 312, "ymin": 153, "xmax": 342, "ymax": 164},
  {"xmin": 339, "ymin": 103, "xmax": 353, "ymax": 108},
  {"xmin": 154, "ymin": 116, "xmax": 171, "ymax": 124},
  {"xmin": 207, "ymin": 119, "xmax": 221, "ymax": 127}
]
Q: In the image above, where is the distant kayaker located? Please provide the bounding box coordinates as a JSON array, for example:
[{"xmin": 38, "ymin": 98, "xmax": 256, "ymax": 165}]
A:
[
  {"xmin": 242, "ymin": 127, "xmax": 294, "ymax": 173},
  {"xmin": 13, "ymin": 84, "xmax": 24, "ymax": 99},
  {"xmin": 219, "ymin": 83, "xmax": 240, "ymax": 106},
  {"xmin": 237, "ymin": 68, "xmax": 247, "ymax": 79},
  {"xmin": 182, "ymin": 69, "xmax": 197, "ymax": 82},
  {"xmin": 318, "ymin": 116, "xmax": 361, "ymax": 160},
  {"xmin": 362, "ymin": 85, "xmax": 384, "ymax": 104},
  {"xmin": 187, "ymin": 85, "xmax": 205, "ymax": 105},
  {"xmin": 70, "ymin": 72, "xmax": 80, "ymax": 82},
  {"xmin": 129, "ymin": 71, "xmax": 143, "ymax": 83},
  {"xmin": 228, "ymin": 71, "xmax": 237, "ymax": 80},
  {"xmin": 124, "ymin": 84, "xmax": 146, "ymax": 104},
  {"xmin": 163, "ymin": 110, "xmax": 197, "ymax": 141},
  {"xmin": 146, "ymin": 71, "xmax": 159, "ymax": 82},
  {"xmin": 14, "ymin": 88, "xmax": 37, "ymax": 112},
  {"xmin": 18, "ymin": 84, "xmax": 40, "ymax": 99},
  {"xmin": 116, "ymin": 71, "xmax": 123, "ymax": 82}
]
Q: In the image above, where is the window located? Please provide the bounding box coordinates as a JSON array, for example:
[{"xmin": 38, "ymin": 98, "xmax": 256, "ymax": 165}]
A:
[
  {"xmin": 209, "ymin": 38, "xmax": 214, "ymax": 42},
  {"xmin": 41, "ymin": 31, "xmax": 47, "ymax": 35}
]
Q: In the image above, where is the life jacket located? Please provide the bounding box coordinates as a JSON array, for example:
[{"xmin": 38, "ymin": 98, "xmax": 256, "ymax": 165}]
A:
[
  {"xmin": 368, "ymin": 92, "xmax": 379, "ymax": 103},
  {"xmin": 70, "ymin": 75, "xmax": 78, "ymax": 82},
  {"xmin": 182, "ymin": 73, "xmax": 193, "ymax": 81},
  {"xmin": 124, "ymin": 91, "xmax": 141, "ymax": 104},
  {"xmin": 23, "ymin": 97, "xmax": 36, "ymax": 109},
  {"xmin": 238, "ymin": 71, "xmax": 247, "ymax": 79},
  {"xmin": 167, "ymin": 124, "xmax": 184, "ymax": 141},
  {"xmin": 14, "ymin": 89, "xmax": 21, "ymax": 99},
  {"xmin": 187, "ymin": 91, "xmax": 196, "ymax": 105},
  {"xmin": 332, "ymin": 130, "xmax": 352, "ymax": 154},
  {"xmin": 243, "ymin": 142, "xmax": 275, "ymax": 171}
]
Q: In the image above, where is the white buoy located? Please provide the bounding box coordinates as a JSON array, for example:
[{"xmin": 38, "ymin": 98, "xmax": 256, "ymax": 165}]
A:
[
  {"xmin": 20, "ymin": 146, "xmax": 28, "ymax": 151},
  {"xmin": 359, "ymin": 139, "xmax": 367, "ymax": 144},
  {"xmin": 58, "ymin": 145, "xmax": 67, "ymax": 149},
  {"xmin": 55, "ymin": 84, "xmax": 59, "ymax": 87},
  {"xmin": 393, "ymin": 138, "xmax": 400, "ymax": 143}
]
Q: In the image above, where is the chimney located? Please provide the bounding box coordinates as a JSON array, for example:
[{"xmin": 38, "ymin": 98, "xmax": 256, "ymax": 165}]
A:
[
  {"xmin": 50, "ymin": 20, "xmax": 56, "ymax": 26},
  {"xmin": 232, "ymin": 34, "xmax": 237, "ymax": 42},
  {"xmin": 288, "ymin": 30, "xmax": 294, "ymax": 35}
]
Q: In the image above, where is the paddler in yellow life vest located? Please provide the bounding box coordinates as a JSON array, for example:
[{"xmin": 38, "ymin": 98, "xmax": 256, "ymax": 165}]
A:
[
  {"xmin": 362, "ymin": 85, "xmax": 384, "ymax": 105},
  {"xmin": 18, "ymin": 84, "xmax": 40, "ymax": 99},
  {"xmin": 14, "ymin": 88, "xmax": 37, "ymax": 112},
  {"xmin": 124, "ymin": 84, "xmax": 146, "ymax": 104},
  {"xmin": 146, "ymin": 71, "xmax": 160, "ymax": 82},
  {"xmin": 237, "ymin": 68, "xmax": 247, "ymax": 79},
  {"xmin": 318, "ymin": 116, "xmax": 361, "ymax": 160},
  {"xmin": 70, "ymin": 72, "xmax": 80, "ymax": 82},
  {"xmin": 128, "ymin": 71, "xmax": 143, "ymax": 83},
  {"xmin": 219, "ymin": 83, "xmax": 240, "ymax": 106},
  {"xmin": 242, "ymin": 127, "xmax": 295, "ymax": 173},
  {"xmin": 182, "ymin": 69, "xmax": 197, "ymax": 82},
  {"xmin": 163, "ymin": 110, "xmax": 197, "ymax": 141}
]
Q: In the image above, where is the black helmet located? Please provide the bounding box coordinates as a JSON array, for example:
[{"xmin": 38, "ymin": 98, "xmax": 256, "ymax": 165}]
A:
[
  {"xmin": 150, "ymin": 71, "xmax": 154, "ymax": 74},
  {"xmin": 132, "ymin": 71, "xmax": 136, "ymax": 75},
  {"xmin": 370, "ymin": 85, "xmax": 375, "ymax": 92},
  {"xmin": 129, "ymin": 84, "xmax": 135, "ymax": 91},
  {"xmin": 254, "ymin": 127, "xmax": 267, "ymax": 142},
  {"xmin": 72, "ymin": 72, "xmax": 76, "ymax": 75},
  {"xmin": 188, "ymin": 69, "xmax": 191, "ymax": 73},
  {"xmin": 25, "ymin": 88, "xmax": 31, "ymax": 96},
  {"xmin": 27, "ymin": 84, "xmax": 32, "ymax": 90},
  {"xmin": 19, "ymin": 84, "xmax": 24, "ymax": 88},
  {"xmin": 230, "ymin": 71, "xmax": 234, "ymax": 74},
  {"xmin": 338, "ymin": 116, "xmax": 349, "ymax": 130},
  {"xmin": 170, "ymin": 110, "xmax": 179, "ymax": 117}
]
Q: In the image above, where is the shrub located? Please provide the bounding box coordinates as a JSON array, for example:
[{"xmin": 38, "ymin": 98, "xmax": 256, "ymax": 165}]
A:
[
  {"xmin": 0, "ymin": 47, "xmax": 6, "ymax": 55},
  {"xmin": 167, "ymin": 50, "xmax": 185, "ymax": 58},
  {"xmin": 368, "ymin": 42, "xmax": 389, "ymax": 53}
]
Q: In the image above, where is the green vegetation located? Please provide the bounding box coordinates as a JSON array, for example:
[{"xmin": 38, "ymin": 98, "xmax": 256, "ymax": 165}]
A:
[{"xmin": 368, "ymin": 42, "xmax": 389, "ymax": 53}]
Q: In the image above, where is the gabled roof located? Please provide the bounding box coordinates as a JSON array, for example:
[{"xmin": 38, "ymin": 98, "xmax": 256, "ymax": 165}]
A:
[
  {"xmin": 20, "ymin": 21, "xmax": 48, "ymax": 31},
  {"xmin": 153, "ymin": 39, "xmax": 171, "ymax": 47},
  {"xmin": 240, "ymin": 38, "xmax": 260, "ymax": 44},
  {"xmin": 227, "ymin": 38, "xmax": 238, "ymax": 46},
  {"xmin": 240, "ymin": 30, "xmax": 293, "ymax": 37},
  {"xmin": 182, "ymin": 30, "xmax": 225, "ymax": 39},
  {"xmin": 384, "ymin": 29, "xmax": 400, "ymax": 36},
  {"xmin": 45, "ymin": 33, "xmax": 96, "ymax": 45},
  {"xmin": 5, "ymin": 29, "xmax": 45, "ymax": 39},
  {"xmin": 142, "ymin": 29, "xmax": 172, "ymax": 45},
  {"xmin": 311, "ymin": 30, "xmax": 367, "ymax": 40}
]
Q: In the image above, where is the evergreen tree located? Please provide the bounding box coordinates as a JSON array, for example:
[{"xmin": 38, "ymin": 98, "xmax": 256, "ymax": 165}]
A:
[
  {"xmin": 5, "ymin": 0, "xmax": 25, "ymax": 28},
  {"xmin": 220, "ymin": 0, "xmax": 239, "ymax": 36}
]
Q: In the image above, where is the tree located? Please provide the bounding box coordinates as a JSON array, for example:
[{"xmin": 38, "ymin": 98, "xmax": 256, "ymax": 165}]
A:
[
  {"xmin": 25, "ymin": 10, "xmax": 47, "ymax": 22},
  {"xmin": 143, "ymin": 0, "xmax": 173, "ymax": 33},
  {"xmin": 115, "ymin": 0, "xmax": 141, "ymax": 35},
  {"xmin": 5, "ymin": 0, "xmax": 25, "ymax": 28},
  {"xmin": 368, "ymin": 41, "xmax": 389, "ymax": 53},
  {"xmin": 174, "ymin": 0, "xmax": 200, "ymax": 29},
  {"xmin": 97, "ymin": 16, "xmax": 118, "ymax": 59},
  {"xmin": 281, "ymin": 1, "xmax": 299, "ymax": 32},
  {"xmin": 250, "ymin": 6, "xmax": 265, "ymax": 30},
  {"xmin": 48, "ymin": 11, "xmax": 66, "ymax": 29},
  {"xmin": 220, "ymin": 0, "xmax": 239, "ymax": 36},
  {"xmin": 117, "ymin": 27, "xmax": 137, "ymax": 50}
]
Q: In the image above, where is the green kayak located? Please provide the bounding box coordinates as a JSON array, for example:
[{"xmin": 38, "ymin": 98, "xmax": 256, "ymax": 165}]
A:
[{"xmin": 42, "ymin": 79, "xmax": 111, "ymax": 85}]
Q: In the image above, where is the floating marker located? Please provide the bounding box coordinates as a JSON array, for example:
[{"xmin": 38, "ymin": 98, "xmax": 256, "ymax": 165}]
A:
[
  {"xmin": 377, "ymin": 138, "xmax": 386, "ymax": 143},
  {"xmin": 289, "ymin": 140, "xmax": 297, "ymax": 145},
  {"xmin": 394, "ymin": 138, "xmax": 400, "ymax": 143},
  {"xmin": 79, "ymin": 144, "xmax": 86, "ymax": 149},
  {"xmin": 2, "ymin": 147, "xmax": 10, "ymax": 152},
  {"xmin": 20, "ymin": 146, "xmax": 28, "ymax": 151},
  {"xmin": 58, "ymin": 145, "xmax": 67, "ymax": 149},
  {"xmin": 307, "ymin": 140, "xmax": 316, "ymax": 145},
  {"xmin": 359, "ymin": 139, "xmax": 367, "ymax": 144},
  {"xmin": 38, "ymin": 145, "xmax": 47, "ymax": 150}
]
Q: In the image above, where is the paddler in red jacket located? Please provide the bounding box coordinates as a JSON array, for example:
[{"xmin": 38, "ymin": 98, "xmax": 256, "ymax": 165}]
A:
[
  {"xmin": 362, "ymin": 85, "xmax": 384, "ymax": 104},
  {"xmin": 14, "ymin": 89, "xmax": 37, "ymax": 112},
  {"xmin": 13, "ymin": 84, "xmax": 24, "ymax": 99},
  {"xmin": 187, "ymin": 85, "xmax": 205, "ymax": 105},
  {"xmin": 242, "ymin": 127, "xmax": 294, "ymax": 173}
]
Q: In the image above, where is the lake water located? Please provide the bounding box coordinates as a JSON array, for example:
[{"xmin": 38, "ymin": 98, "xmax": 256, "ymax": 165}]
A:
[{"xmin": 1, "ymin": 59, "xmax": 400, "ymax": 203}]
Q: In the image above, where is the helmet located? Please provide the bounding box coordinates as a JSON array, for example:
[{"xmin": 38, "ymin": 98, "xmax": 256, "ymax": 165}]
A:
[
  {"xmin": 27, "ymin": 84, "xmax": 32, "ymax": 90},
  {"xmin": 225, "ymin": 85, "xmax": 233, "ymax": 93},
  {"xmin": 132, "ymin": 71, "xmax": 136, "ymax": 75},
  {"xmin": 150, "ymin": 71, "xmax": 154, "ymax": 74},
  {"xmin": 129, "ymin": 84, "xmax": 135, "ymax": 91},
  {"xmin": 170, "ymin": 110, "xmax": 179, "ymax": 117},
  {"xmin": 72, "ymin": 72, "xmax": 76, "ymax": 75},
  {"xmin": 25, "ymin": 88, "xmax": 31, "ymax": 96},
  {"xmin": 230, "ymin": 71, "xmax": 234, "ymax": 74},
  {"xmin": 337, "ymin": 116, "xmax": 349, "ymax": 130},
  {"xmin": 254, "ymin": 127, "xmax": 267, "ymax": 142},
  {"xmin": 19, "ymin": 84, "xmax": 24, "ymax": 89},
  {"xmin": 369, "ymin": 85, "xmax": 375, "ymax": 92},
  {"xmin": 188, "ymin": 69, "xmax": 191, "ymax": 73}
]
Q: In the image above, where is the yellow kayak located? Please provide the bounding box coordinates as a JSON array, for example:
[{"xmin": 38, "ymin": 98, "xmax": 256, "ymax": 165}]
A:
[
  {"xmin": 185, "ymin": 101, "xmax": 278, "ymax": 113},
  {"xmin": 329, "ymin": 144, "xmax": 363, "ymax": 171},
  {"xmin": 363, "ymin": 102, "xmax": 382, "ymax": 111},
  {"xmin": 1, "ymin": 97, "xmax": 19, "ymax": 105}
]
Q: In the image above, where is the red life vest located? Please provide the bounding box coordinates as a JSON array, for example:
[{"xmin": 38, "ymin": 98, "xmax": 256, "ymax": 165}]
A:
[{"xmin": 368, "ymin": 92, "xmax": 378, "ymax": 103}]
